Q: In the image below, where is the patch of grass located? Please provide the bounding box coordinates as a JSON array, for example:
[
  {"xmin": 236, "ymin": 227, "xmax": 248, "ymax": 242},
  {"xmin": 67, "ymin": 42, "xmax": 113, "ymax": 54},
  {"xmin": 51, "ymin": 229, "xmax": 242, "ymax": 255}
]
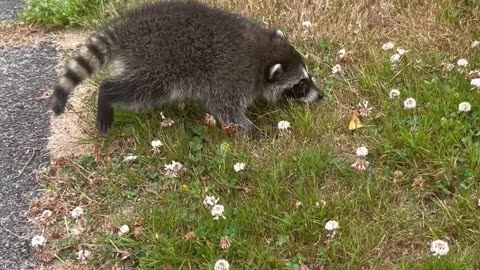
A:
[
  {"xmin": 19, "ymin": 0, "xmax": 126, "ymax": 28},
  {"xmin": 29, "ymin": 0, "xmax": 480, "ymax": 269}
]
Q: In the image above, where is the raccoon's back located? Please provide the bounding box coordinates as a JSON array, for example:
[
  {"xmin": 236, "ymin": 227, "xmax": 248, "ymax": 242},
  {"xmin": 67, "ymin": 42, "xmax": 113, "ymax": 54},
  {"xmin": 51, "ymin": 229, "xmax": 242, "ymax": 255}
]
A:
[{"xmin": 109, "ymin": 1, "xmax": 266, "ymax": 82}]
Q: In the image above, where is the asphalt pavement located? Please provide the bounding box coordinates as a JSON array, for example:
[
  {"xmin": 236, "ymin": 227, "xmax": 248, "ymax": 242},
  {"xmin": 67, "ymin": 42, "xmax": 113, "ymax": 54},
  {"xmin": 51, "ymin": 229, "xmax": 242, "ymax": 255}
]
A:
[
  {"xmin": 0, "ymin": 0, "xmax": 24, "ymax": 21},
  {"xmin": 1, "ymin": 1, "xmax": 58, "ymax": 268}
]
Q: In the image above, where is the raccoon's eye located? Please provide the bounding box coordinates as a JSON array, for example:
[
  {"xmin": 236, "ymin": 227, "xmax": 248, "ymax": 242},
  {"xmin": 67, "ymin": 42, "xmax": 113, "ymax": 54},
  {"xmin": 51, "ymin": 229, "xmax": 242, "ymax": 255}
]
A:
[
  {"xmin": 296, "ymin": 79, "xmax": 309, "ymax": 90},
  {"xmin": 283, "ymin": 79, "xmax": 309, "ymax": 99}
]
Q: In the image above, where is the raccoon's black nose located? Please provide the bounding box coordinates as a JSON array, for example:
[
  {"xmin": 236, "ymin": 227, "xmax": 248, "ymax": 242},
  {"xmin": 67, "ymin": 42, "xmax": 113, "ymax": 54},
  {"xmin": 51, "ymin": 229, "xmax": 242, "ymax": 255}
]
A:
[
  {"xmin": 308, "ymin": 81, "xmax": 323, "ymax": 101},
  {"xmin": 317, "ymin": 91, "xmax": 325, "ymax": 100}
]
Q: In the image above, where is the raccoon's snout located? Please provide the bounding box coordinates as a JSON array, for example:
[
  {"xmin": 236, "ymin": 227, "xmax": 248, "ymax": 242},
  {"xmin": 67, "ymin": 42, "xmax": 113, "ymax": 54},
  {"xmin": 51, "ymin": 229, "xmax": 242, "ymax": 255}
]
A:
[
  {"xmin": 308, "ymin": 83, "xmax": 324, "ymax": 102},
  {"xmin": 283, "ymin": 78, "xmax": 324, "ymax": 103},
  {"xmin": 303, "ymin": 87, "xmax": 322, "ymax": 103}
]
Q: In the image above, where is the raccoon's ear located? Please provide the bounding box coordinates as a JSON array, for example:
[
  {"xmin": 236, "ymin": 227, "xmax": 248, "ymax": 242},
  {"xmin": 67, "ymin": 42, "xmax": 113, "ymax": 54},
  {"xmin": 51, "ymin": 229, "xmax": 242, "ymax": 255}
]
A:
[
  {"xmin": 268, "ymin": 63, "xmax": 282, "ymax": 81},
  {"xmin": 274, "ymin": 29, "xmax": 284, "ymax": 38}
]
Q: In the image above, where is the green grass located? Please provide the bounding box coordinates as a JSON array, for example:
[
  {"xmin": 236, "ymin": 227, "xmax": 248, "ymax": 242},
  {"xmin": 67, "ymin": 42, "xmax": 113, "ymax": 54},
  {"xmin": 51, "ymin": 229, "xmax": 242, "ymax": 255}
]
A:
[
  {"xmin": 28, "ymin": 0, "xmax": 480, "ymax": 269},
  {"xmin": 19, "ymin": 0, "xmax": 125, "ymax": 28},
  {"xmin": 40, "ymin": 47, "xmax": 480, "ymax": 269}
]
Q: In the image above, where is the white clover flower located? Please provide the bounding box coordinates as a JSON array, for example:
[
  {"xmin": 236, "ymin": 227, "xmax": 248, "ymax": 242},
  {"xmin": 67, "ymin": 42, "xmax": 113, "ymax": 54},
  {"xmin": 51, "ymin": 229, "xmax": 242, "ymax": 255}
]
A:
[
  {"xmin": 390, "ymin": 53, "xmax": 401, "ymax": 63},
  {"xmin": 123, "ymin": 154, "xmax": 137, "ymax": 162},
  {"xmin": 233, "ymin": 162, "xmax": 246, "ymax": 172},
  {"xmin": 219, "ymin": 236, "xmax": 231, "ymax": 249},
  {"xmin": 477, "ymin": 198, "xmax": 480, "ymax": 207},
  {"xmin": 396, "ymin": 48, "xmax": 408, "ymax": 55},
  {"xmin": 315, "ymin": 200, "xmax": 326, "ymax": 208},
  {"xmin": 164, "ymin": 169, "xmax": 177, "ymax": 178},
  {"xmin": 389, "ymin": 89, "xmax": 401, "ymax": 99},
  {"xmin": 351, "ymin": 157, "xmax": 369, "ymax": 171},
  {"xmin": 164, "ymin": 163, "xmax": 175, "ymax": 171},
  {"xmin": 355, "ymin": 146, "xmax": 368, "ymax": 157},
  {"xmin": 277, "ymin": 120, "xmax": 291, "ymax": 130},
  {"xmin": 71, "ymin": 225, "xmax": 84, "ymax": 236},
  {"xmin": 211, "ymin": 204, "xmax": 226, "ymax": 220},
  {"xmin": 203, "ymin": 195, "xmax": 219, "ymax": 207},
  {"xmin": 118, "ymin": 225, "xmax": 130, "ymax": 236},
  {"xmin": 214, "ymin": 259, "xmax": 230, "ymax": 270},
  {"xmin": 161, "ymin": 118, "xmax": 175, "ymax": 127},
  {"xmin": 302, "ymin": 21, "xmax": 311, "ymax": 29},
  {"xmin": 76, "ymin": 249, "xmax": 91, "ymax": 261},
  {"xmin": 444, "ymin": 63, "xmax": 455, "ymax": 71},
  {"xmin": 358, "ymin": 100, "xmax": 372, "ymax": 117},
  {"xmin": 41, "ymin": 210, "xmax": 52, "ymax": 219},
  {"xmin": 31, "ymin": 235, "xmax": 46, "ymax": 247},
  {"xmin": 430, "ymin": 240, "xmax": 449, "ymax": 256},
  {"xmin": 457, "ymin": 58, "xmax": 468, "ymax": 67},
  {"xmin": 469, "ymin": 70, "xmax": 480, "ymax": 77},
  {"xmin": 71, "ymin": 206, "xmax": 84, "ymax": 219},
  {"xmin": 338, "ymin": 48, "xmax": 346, "ymax": 58},
  {"xmin": 458, "ymin": 102, "xmax": 471, "ymax": 112},
  {"xmin": 324, "ymin": 220, "xmax": 339, "ymax": 231},
  {"xmin": 151, "ymin": 139, "xmax": 162, "ymax": 149},
  {"xmin": 294, "ymin": 201, "xmax": 303, "ymax": 208},
  {"xmin": 160, "ymin": 112, "xmax": 175, "ymax": 126},
  {"xmin": 403, "ymin": 98, "xmax": 417, "ymax": 109},
  {"xmin": 382, "ymin": 42, "xmax": 394, "ymax": 50},
  {"xmin": 331, "ymin": 64, "xmax": 342, "ymax": 74},
  {"xmin": 471, "ymin": 78, "xmax": 480, "ymax": 88},
  {"xmin": 164, "ymin": 161, "xmax": 184, "ymax": 178},
  {"xmin": 472, "ymin": 40, "xmax": 480, "ymax": 48},
  {"xmin": 172, "ymin": 161, "xmax": 183, "ymax": 171}
]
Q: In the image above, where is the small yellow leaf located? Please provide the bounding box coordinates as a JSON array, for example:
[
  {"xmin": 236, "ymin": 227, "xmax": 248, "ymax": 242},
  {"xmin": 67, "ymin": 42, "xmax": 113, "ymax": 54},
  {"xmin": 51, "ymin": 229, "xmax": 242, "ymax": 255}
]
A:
[{"xmin": 349, "ymin": 109, "xmax": 363, "ymax": 130}]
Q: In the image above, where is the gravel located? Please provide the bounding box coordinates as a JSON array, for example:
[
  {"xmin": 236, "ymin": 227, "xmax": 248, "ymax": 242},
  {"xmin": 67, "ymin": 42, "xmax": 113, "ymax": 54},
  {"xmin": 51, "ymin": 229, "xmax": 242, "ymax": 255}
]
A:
[
  {"xmin": 0, "ymin": 0, "xmax": 25, "ymax": 22},
  {"xmin": 0, "ymin": 43, "xmax": 58, "ymax": 269}
]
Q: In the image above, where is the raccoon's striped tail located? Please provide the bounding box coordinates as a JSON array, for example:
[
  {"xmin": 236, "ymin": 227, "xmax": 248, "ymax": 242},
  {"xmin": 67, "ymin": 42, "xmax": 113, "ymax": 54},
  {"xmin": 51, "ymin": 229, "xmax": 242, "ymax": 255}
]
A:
[{"xmin": 51, "ymin": 30, "xmax": 116, "ymax": 115}]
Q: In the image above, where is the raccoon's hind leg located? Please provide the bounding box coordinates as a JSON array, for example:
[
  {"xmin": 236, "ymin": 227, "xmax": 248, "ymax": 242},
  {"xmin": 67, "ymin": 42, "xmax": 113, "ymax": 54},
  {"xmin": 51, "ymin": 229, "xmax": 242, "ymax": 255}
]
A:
[{"xmin": 96, "ymin": 79, "xmax": 129, "ymax": 133}]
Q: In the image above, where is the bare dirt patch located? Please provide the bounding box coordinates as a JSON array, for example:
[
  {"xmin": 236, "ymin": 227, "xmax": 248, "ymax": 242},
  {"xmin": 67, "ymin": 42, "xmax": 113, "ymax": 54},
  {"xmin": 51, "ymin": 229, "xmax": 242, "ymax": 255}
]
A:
[
  {"xmin": 0, "ymin": 23, "xmax": 50, "ymax": 47},
  {"xmin": 47, "ymin": 84, "xmax": 96, "ymax": 159},
  {"xmin": 1, "ymin": 22, "xmax": 96, "ymax": 159},
  {"xmin": 0, "ymin": 23, "xmax": 89, "ymax": 47},
  {"xmin": 49, "ymin": 29, "xmax": 96, "ymax": 160}
]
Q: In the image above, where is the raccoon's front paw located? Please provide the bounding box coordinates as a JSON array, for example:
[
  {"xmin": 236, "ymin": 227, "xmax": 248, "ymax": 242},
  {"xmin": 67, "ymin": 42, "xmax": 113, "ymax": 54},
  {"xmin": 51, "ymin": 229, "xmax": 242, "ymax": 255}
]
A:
[
  {"xmin": 222, "ymin": 122, "xmax": 262, "ymax": 139},
  {"xmin": 221, "ymin": 123, "xmax": 240, "ymax": 136}
]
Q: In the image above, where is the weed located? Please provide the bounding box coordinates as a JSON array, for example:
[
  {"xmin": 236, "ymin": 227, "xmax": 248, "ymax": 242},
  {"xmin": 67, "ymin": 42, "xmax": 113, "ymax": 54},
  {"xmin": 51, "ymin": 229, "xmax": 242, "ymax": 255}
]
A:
[{"xmin": 19, "ymin": 0, "xmax": 125, "ymax": 28}]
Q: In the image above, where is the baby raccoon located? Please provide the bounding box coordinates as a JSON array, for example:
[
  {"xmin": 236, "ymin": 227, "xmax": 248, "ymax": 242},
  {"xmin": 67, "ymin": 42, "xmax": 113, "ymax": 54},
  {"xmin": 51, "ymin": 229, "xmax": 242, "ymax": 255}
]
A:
[{"xmin": 50, "ymin": 0, "xmax": 323, "ymax": 135}]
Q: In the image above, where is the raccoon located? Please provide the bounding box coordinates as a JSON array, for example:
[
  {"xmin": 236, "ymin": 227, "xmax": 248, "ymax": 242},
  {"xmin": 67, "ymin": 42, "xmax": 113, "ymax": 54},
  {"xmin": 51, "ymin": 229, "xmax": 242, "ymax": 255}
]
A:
[{"xmin": 50, "ymin": 0, "xmax": 323, "ymax": 135}]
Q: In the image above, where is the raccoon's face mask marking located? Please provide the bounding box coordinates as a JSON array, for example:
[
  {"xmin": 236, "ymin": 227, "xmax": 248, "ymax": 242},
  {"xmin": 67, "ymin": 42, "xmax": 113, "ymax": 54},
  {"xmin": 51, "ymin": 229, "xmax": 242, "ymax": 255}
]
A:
[
  {"xmin": 283, "ymin": 77, "xmax": 323, "ymax": 103},
  {"xmin": 265, "ymin": 62, "xmax": 323, "ymax": 104}
]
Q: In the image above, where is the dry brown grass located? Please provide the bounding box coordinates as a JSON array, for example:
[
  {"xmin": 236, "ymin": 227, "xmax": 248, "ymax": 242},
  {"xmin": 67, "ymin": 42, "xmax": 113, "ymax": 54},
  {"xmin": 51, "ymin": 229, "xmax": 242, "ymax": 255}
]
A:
[
  {"xmin": 198, "ymin": 0, "xmax": 479, "ymax": 157},
  {"xmin": 188, "ymin": 0, "xmax": 480, "ymax": 159},
  {"xmin": 205, "ymin": 0, "xmax": 479, "ymax": 55}
]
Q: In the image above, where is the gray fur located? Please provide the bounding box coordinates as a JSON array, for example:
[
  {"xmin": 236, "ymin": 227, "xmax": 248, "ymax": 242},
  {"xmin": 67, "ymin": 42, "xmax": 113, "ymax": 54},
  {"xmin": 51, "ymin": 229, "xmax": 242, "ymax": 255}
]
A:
[{"xmin": 50, "ymin": 0, "xmax": 323, "ymax": 135}]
